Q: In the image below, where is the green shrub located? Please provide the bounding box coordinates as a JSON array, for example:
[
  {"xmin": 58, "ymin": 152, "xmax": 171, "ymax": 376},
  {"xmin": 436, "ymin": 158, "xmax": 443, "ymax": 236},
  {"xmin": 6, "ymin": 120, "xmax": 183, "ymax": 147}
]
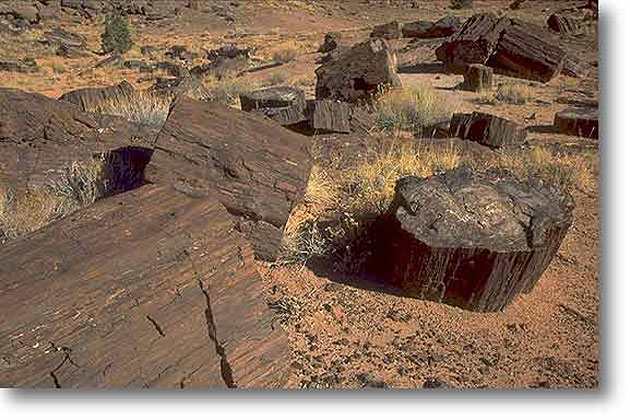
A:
[{"xmin": 101, "ymin": 14, "xmax": 132, "ymax": 54}]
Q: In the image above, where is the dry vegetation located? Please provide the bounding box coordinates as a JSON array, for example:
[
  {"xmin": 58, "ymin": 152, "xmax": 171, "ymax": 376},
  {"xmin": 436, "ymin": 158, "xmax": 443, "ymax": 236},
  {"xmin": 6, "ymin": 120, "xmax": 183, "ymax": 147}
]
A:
[{"xmin": 83, "ymin": 89, "xmax": 173, "ymax": 125}]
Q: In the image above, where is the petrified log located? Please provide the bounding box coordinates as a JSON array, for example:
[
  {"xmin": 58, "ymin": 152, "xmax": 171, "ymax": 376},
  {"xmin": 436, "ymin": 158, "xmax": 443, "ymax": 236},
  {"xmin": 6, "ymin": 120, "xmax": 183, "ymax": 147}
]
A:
[
  {"xmin": 0, "ymin": 185, "xmax": 289, "ymax": 388},
  {"xmin": 547, "ymin": 13, "xmax": 582, "ymax": 35},
  {"xmin": 554, "ymin": 106, "xmax": 598, "ymax": 139},
  {"xmin": 370, "ymin": 21, "xmax": 401, "ymax": 39},
  {"xmin": 562, "ymin": 53, "xmax": 589, "ymax": 78},
  {"xmin": 145, "ymin": 99, "xmax": 312, "ymax": 261},
  {"xmin": 462, "ymin": 64, "xmax": 493, "ymax": 92},
  {"xmin": 240, "ymin": 86, "xmax": 308, "ymax": 127},
  {"xmin": 368, "ymin": 167, "xmax": 574, "ymax": 312},
  {"xmin": 486, "ymin": 22, "xmax": 567, "ymax": 82},
  {"xmin": 402, "ymin": 16, "xmax": 461, "ymax": 39},
  {"xmin": 435, "ymin": 14, "xmax": 511, "ymax": 71},
  {"xmin": 449, "ymin": 112, "xmax": 525, "ymax": 148},
  {"xmin": 306, "ymin": 100, "xmax": 351, "ymax": 134},
  {"xmin": 318, "ymin": 32, "xmax": 341, "ymax": 53},
  {"xmin": 58, "ymin": 80, "xmax": 135, "ymax": 111},
  {"xmin": 315, "ymin": 38, "xmax": 401, "ymax": 103}
]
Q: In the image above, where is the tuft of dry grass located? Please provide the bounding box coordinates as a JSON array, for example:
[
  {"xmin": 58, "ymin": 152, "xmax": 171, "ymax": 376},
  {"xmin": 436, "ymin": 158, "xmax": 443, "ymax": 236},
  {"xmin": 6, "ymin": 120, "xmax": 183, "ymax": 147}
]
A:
[
  {"xmin": 83, "ymin": 89, "xmax": 173, "ymax": 126},
  {"xmin": 265, "ymin": 72, "xmax": 287, "ymax": 86},
  {"xmin": 495, "ymin": 82, "xmax": 532, "ymax": 104},
  {"xmin": 273, "ymin": 47, "xmax": 298, "ymax": 64},
  {"xmin": 374, "ymin": 85, "xmax": 456, "ymax": 136}
]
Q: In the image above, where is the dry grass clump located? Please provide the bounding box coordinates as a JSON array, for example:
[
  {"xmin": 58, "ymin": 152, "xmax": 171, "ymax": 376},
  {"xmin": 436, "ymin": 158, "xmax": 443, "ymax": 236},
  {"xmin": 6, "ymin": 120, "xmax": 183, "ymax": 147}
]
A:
[
  {"xmin": 495, "ymin": 82, "xmax": 532, "ymax": 104},
  {"xmin": 203, "ymin": 73, "xmax": 252, "ymax": 108},
  {"xmin": 84, "ymin": 89, "xmax": 173, "ymax": 126},
  {"xmin": 0, "ymin": 158, "xmax": 107, "ymax": 240},
  {"xmin": 273, "ymin": 47, "xmax": 298, "ymax": 64},
  {"xmin": 374, "ymin": 85, "xmax": 456, "ymax": 136}
]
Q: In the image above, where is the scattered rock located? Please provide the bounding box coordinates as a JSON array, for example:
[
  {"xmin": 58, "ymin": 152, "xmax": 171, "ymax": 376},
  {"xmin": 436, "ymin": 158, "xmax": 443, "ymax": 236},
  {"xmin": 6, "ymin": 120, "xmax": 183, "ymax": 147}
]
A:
[
  {"xmin": 0, "ymin": 185, "xmax": 289, "ymax": 388},
  {"xmin": 315, "ymin": 38, "xmax": 401, "ymax": 103},
  {"xmin": 370, "ymin": 21, "xmax": 401, "ymax": 40},
  {"xmin": 56, "ymin": 43, "xmax": 91, "ymax": 58},
  {"xmin": 123, "ymin": 59, "xmax": 154, "ymax": 72},
  {"xmin": 94, "ymin": 54, "xmax": 123, "ymax": 69},
  {"xmin": 240, "ymin": 86, "xmax": 308, "ymax": 127},
  {"xmin": 145, "ymin": 99, "xmax": 312, "ymax": 261},
  {"xmin": 140, "ymin": 45, "xmax": 160, "ymax": 57},
  {"xmin": 554, "ymin": 106, "xmax": 598, "ymax": 139},
  {"xmin": 449, "ymin": 112, "xmax": 526, "ymax": 148},
  {"xmin": 0, "ymin": 58, "xmax": 38, "ymax": 73},
  {"xmin": 462, "ymin": 64, "xmax": 493, "ymax": 92},
  {"xmin": 42, "ymin": 27, "xmax": 87, "ymax": 49},
  {"xmin": 151, "ymin": 75, "xmax": 212, "ymax": 101},
  {"xmin": 401, "ymin": 16, "xmax": 461, "ymax": 39},
  {"xmin": 318, "ymin": 32, "xmax": 341, "ymax": 53},
  {"xmin": 165, "ymin": 44, "xmax": 198, "ymax": 62},
  {"xmin": 368, "ymin": 167, "xmax": 574, "ymax": 312}
]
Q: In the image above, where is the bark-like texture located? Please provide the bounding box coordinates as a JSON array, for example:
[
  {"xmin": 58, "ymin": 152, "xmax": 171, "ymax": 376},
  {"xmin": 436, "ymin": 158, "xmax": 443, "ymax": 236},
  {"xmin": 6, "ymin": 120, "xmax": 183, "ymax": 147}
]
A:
[
  {"xmin": 146, "ymin": 99, "xmax": 312, "ymax": 261},
  {"xmin": 240, "ymin": 86, "xmax": 308, "ymax": 127},
  {"xmin": 0, "ymin": 185, "xmax": 289, "ymax": 388},
  {"xmin": 462, "ymin": 64, "xmax": 493, "ymax": 92},
  {"xmin": 554, "ymin": 106, "xmax": 598, "ymax": 139},
  {"xmin": 307, "ymin": 100, "xmax": 351, "ymax": 134},
  {"xmin": 368, "ymin": 167, "xmax": 574, "ymax": 312},
  {"xmin": 449, "ymin": 112, "xmax": 525, "ymax": 148}
]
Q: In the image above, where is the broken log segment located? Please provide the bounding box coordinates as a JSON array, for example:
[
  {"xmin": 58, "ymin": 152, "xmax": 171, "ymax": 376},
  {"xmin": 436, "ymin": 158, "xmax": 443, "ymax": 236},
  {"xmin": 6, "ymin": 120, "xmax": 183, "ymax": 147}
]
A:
[
  {"xmin": 0, "ymin": 185, "xmax": 289, "ymax": 388},
  {"xmin": 306, "ymin": 100, "xmax": 351, "ymax": 134},
  {"xmin": 368, "ymin": 167, "xmax": 574, "ymax": 312},
  {"xmin": 239, "ymin": 86, "xmax": 308, "ymax": 127},
  {"xmin": 462, "ymin": 64, "xmax": 493, "ymax": 92},
  {"xmin": 449, "ymin": 112, "xmax": 526, "ymax": 148},
  {"xmin": 554, "ymin": 106, "xmax": 599, "ymax": 139}
]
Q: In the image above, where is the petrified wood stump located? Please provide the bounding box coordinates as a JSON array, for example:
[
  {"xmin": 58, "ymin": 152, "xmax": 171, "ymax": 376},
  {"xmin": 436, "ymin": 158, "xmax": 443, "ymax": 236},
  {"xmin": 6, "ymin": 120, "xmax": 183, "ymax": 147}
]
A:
[
  {"xmin": 240, "ymin": 86, "xmax": 308, "ymax": 127},
  {"xmin": 449, "ymin": 112, "xmax": 525, "ymax": 148},
  {"xmin": 0, "ymin": 185, "xmax": 289, "ymax": 388},
  {"xmin": 306, "ymin": 100, "xmax": 351, "ymax": 134},
  {"xmin": 369, "ymin": 167, "xmax": 574, "ymax": 312},
  {"xmin": 146, "ymin": 99, "xmax": 312, "ymax": 261},
  {"xmin": 554, "ymin": 106, "xmax": 599, "ymax": 139},
  {"xmin": 463, "ymin": 64, "xmax": 493, "ymax": 92}
]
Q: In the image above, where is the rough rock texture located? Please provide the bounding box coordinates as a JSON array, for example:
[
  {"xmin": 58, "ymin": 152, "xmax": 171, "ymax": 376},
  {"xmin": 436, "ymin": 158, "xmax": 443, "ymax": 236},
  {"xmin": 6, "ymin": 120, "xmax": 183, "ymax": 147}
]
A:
[
  {"xmin": 42, "ymin": 27, "xmax": 87, "ymax": 49},
  {"xmin": 449, "ymin": 112, "xmax": 525, "ymax": 148},
  {"xmin": 146, "ymin": 99, "xmax": 312, "ymax": 261},
  {"xmin": 318, "ymin": 32, "xmax": 341, "ymax": 53},
  {"xmin": 307, "ymin": 100, "xmax": 351, "ymax": 134},
  {"xmin": 0, "ymin": 58, "xmax": 38, "ymax": 73},
  {"xmin": 58, "ymin": 80, "xmax": 135, "ymax": 111},
  {"xmin": 202, "ymin": 44, "xmax": 251, "ymax": 79},
  {"xmin": 0, "ymin": 185, "xmax": 289, "ymax": 388},
  {"xmin": 435, "ymin": 14, "xmax": 510, "ymax": 71},
  {"xmin": 370, "ymin": 21, "xmax": 401, "ymax": 39},
  {"xmin": 487, "ymin": 22, "xmax": 567, "ymax": 83},
  {"xmin": 368, "ymin": 167, "xmax": 574, "ymax": 312},
  {"xmin": 151, "ymin": 74, "xmax": 212, "ymax": 101},
  {"xmin": 315, "ymin": 38, "xmax": 401, "ymax": 103},
  {"xmin": 401, "ymin": 16, "xmax": 461, "ymax": 39},
  {"xmin": 554, "ymin": 106, "xmax": 599, "ymax": 139},
  {"xmin": 240, "ymin": 86, "xmax": 307, "ymax": 127},
  {"xmin": 462, "ymin": 64, "xmax": 493, "ymax": 92},
  {"xmin": 547, "ymin": 13, "xmax": 582, "ymax": 35},
  {"xmin": 0, "ymin": 88, "xmax": 154, "ymax": 199}
]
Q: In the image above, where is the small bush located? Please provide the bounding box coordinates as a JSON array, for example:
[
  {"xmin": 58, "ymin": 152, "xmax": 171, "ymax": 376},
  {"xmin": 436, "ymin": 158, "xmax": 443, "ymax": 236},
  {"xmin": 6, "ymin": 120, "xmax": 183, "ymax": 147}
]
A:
[
  {"xmin": 496, "ymin": 82, "xmax": 532, "ymax": 104},
  {"xmin": 101, "ymin": 14, "xmax": 133, "ymax": 54},
  {"xmin": 273, "ymin": 47, "xmax": 298, "ymax": 64},
  {"xmin": 374, "ymin": 85, "xmax": 456, "ymax": 135}
]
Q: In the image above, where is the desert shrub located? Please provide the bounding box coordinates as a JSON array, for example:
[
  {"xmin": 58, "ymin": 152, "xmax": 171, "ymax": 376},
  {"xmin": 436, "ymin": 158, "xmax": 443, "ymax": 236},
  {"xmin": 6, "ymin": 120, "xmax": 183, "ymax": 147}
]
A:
[
  {"xmin": 101, "ymin": 14, "xmax": 133, "ymax": 54},
  {"xmin": 451, "ymin": 0, "xmax": 473, "ymax": 9},
  {"xmin": 273, "ymin": 47, "xmax": 298, "ymax": 64},
  {"xmin": 496, "ymin": 82, "xmax": 532, "ymax": 104},
  {"xmin": 203, "ymin": 74, "xmax": 251, "ymax": 108},
  {"xmin": 266, "ymin": 72, "xmax": 287, "ymax": 86},
  {"xmin": 84, "ymin": 89, "xmax": 172, "ymax": 126},
  {"xmin": 374, "ymin": 85, "xmax": 456, "ymax": 135}
]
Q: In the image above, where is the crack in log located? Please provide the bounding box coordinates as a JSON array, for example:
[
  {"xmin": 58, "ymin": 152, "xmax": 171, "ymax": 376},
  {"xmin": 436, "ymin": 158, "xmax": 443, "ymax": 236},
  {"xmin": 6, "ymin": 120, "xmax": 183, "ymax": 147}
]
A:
[
  {"xmin": 197, "ymin": 279, "xmax": 236, "ymax": 388},
  {"xmin": 48, "ymin": 344, "xmax": 80, "ymax": 388},
  {"xmin": 146, "ymin": 315, "xmax": 165, "ymax": 337}
]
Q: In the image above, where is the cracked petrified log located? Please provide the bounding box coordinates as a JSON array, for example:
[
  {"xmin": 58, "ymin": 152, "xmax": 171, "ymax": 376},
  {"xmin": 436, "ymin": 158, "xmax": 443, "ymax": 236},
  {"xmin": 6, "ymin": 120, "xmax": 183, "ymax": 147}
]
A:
[
  {"xmin": 239, "ymin": 86, "xmax": 308, "ymax": 127},
  {"xmin": 315, "ymin": 38, "xmax": 401, "ymax": 103},
  {"xmin": 462, "ymin": 64, "xmax": 493, "ymax": 92},
  {"xmin": 0, "ymin": 185, "xmax": 289, "ymax": 388},
  {"xmin": 145, "ymin": 99, "xmax": 312, "ymax": 261},
  {"xmin": 547, "ymin": 13, "xmax": 583, "ymax": 35},
  {"xmin": 306, "ymin": 100, "xmax": 351, "ymax": 134},
  {"xmin": 368, "ymin": 167, "xmax": 574, "ymax": 312},
  {"xmin": 449, "ymin": 112, "xmax": 526, "ymax": 148},
  {"xmin": 554, "ymin": 106, "xmax": 598, "ymax": 139}
]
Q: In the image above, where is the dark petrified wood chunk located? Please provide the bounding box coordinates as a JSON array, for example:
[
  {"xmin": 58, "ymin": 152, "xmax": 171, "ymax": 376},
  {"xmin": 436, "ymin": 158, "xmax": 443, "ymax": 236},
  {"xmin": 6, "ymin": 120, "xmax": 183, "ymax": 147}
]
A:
[
  {"xmin": 554, "ymin": 106, "xmax": 598, "ymax": 139},
  {"xmin": 240, "ymin": 86, "xmax": 308, "ymax": 127},
  {"xmin": 462, "ymin": 64, "xmax": 493, "ymax": 92},
  {"xmin": 435, "ymin": 14, "xmax": 510, "ymax": 71},
  {"xmin": 318, "ymin": 32, "xmax": 341, "ymax": 53},
  {"xmin": 145, "ymin": 99, "xmax": 312, "ymax": 261},
  {"xmin": 402, "ymin": 16, "xmax": 461, "ymax": 39},
  {"xmin": 368, "ymin": 167, "xmax": 574, "ymax": 312},
  {"xmin": 306, "ymin": 100, "xmax": 351, "ymax": 134},
  {"xmin": 315, "ymin": 38, "xmax": 401, "ymax": 103},
  {"xmin": 486, "ymin": 22, "xmax": 567, "ymax": 82},
  {"xmin": 370, "ymin": 21, "xmax": 401, "ymax": 39},
  {"xmin": 547, "ymin": 13, "xmax": 583, "ymax": 35},
  {"xmin": 449, "ymin": 112, "xmax": 525, "ymax": 148},
  {"xmin": 0, "ymin": 185, "xmax": 289, "ymax": 388}
]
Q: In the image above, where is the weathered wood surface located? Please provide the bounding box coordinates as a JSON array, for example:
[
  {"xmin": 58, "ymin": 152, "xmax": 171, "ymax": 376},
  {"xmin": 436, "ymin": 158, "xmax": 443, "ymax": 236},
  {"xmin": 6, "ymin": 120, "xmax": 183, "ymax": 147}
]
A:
[
  {"xmin": 554, "ymin": 106, "xmax": 598, "ymax": 139},
  {"xmin": 146, "ymin": 99, "xmax": 312, "ymax": 261},
  {"xmin": 462, "ymin": 64, "xmax": 492, "ymax": 92},
  {"xmin": 315, "ymin": 38, "xmax": 401, "ymax": 103},
  {"xmin": 487, "ymin": 22, "xmax": 567, "ymax": 82},
  {"xmin": 240, "ymin": 86, "xmax": 308, "ymax": 127},
  {"xmin": 307, "ymin": 100, "xmax": 351, "ymax": 134},
  {"xmin": 58, "ymin": 80, "xmax": 135, "ymax": 111},
  {"xmin": 370, "ymin": 21, "xmax": 401, "ymax": 39},
  {"xmin": 547, "ymin": 13, "xmax": 583, "ymax": 35},
  {"xmin": 0, "ymin": 185, "xmax": 289, "ymax": 388},
  {"xmin": 402, "ymin": 16, "xmax": 461, "ymax": 39},
  {"xmin": 368, "ymin": 167, "xmax": 574, "ymax": 312},
  {"xmin": 449, "ymin": 112, "xmax": 525, "ymax": 148}
]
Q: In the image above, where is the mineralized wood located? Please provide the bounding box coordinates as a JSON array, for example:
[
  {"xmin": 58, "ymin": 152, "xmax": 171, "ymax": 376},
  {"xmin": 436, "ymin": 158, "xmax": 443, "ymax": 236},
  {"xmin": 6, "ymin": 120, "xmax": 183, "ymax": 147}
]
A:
[
  {"xmin": 240, "ymin": 86, "xmax": 308, "ymax": 127},
  {"xmin": 449, "ymin": 112, "xmax": 525, "ymax": 148},
  {"xmin": 486, "ymin": 23, "xmax": 567, "ymax": 82},
  {"xmin": 307, "ymin": 100, "xmax": 351, "ymax": 133},
  {"xmin": 315, "ymin": 38, "xmax": 401, "ymax": 103},
  {"xmin": 547, "ymin": 13, "xmax": 582, "ymax": 35},
  {"xmin": 0, "ymin": 185, "xmax": 289, "ymax": 388},
  {"xmin": 463, "ymin": 64, "xmax": 493, "ymax": 92},
  {"xmin": 368, "ymin": 167, "xmax": 574, "ymax": 312},
  {"xmin": 370, "ymin": 21, "xmax": 401, "ymax": 39},
  {"xmin": 402, "ymin": 16, "xmax": 461, "ymax": 39},
  {"xmin": 146, "ymin": 99, "xmax": 312, "ymax": 261},
  {"xmin": 554, "ymin": 106, "xmax": 598, "ymax": 139},
  {"xmin": 435, "ymin": 14, "xmax": 510, "ymax": 70}
]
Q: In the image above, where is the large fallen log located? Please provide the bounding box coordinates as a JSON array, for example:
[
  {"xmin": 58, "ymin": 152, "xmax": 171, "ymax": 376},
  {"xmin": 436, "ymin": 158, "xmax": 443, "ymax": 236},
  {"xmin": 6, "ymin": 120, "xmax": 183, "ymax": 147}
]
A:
[
  {"xmin": 146, "ymin": 99, "xmax": 312, "ymax": 261},
  {"xmin": 0, "ymin": 185, "xmax": 289, "ymax": 388},
  {"xmin": 554, "ymin": 106, "xmax": 599, "ymax": 139},
  {"xmin": 239, "ymin": 86, "xmax": 308, "ymax": 127},
  {"xmin": 367, "ymin": 167, "xmax": 574, "ymax": 312}
]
